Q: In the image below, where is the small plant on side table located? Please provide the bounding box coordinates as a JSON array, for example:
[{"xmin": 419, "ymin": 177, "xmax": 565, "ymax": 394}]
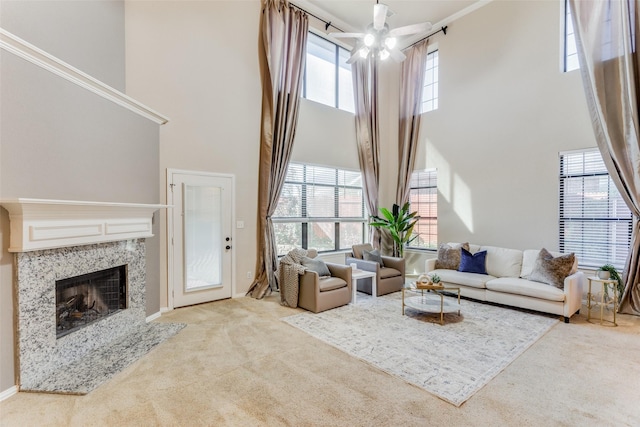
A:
[{"xmin": 598, "ymin": 264, "xmax": 624, "ymax": 300}]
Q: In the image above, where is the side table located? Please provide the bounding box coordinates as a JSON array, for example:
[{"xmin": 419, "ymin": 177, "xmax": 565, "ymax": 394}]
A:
[
  {"xmin": 351, "ymin": 269, "xmax": 377, "ymax": 304},
  {"xmin": 587, "ymin": 276, "xmax": 620, "ymax": 326}
]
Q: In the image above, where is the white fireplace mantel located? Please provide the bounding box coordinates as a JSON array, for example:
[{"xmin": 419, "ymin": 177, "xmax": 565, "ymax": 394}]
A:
[{"xmin": 0, "ymin": 198, "xmax": 170, "ymax": 252}]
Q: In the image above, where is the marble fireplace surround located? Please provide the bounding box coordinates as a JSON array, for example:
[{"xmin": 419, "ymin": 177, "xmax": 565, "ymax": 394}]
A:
[{"xmin": 2, "ymin": 199, "xmax": 184, "ymax": 394}]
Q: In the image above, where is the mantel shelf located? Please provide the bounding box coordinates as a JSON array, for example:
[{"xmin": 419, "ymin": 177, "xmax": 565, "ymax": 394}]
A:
[{"xmin": 0, "ymin": 198, "xmax": 171, "ymax": 252}]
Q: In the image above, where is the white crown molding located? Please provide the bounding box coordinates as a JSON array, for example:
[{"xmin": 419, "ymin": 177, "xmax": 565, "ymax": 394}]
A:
[
  {"xmin": 0, "ymin": 28, "xmax": 169, "ymax": 125},
  {"xmin": 0, "ymin": 198, "xmax": 171, "ymax": 252}
]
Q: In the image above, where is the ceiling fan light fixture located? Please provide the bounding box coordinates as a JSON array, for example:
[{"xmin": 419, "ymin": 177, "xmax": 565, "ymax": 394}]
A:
[
  {"xmin": 379, "ymin": 49, "xmax": 390, "ymax": 60},
  {"xmin": 363, "ymin": 33, "xmax": 376, "ymax": 47},
  {"xmin": 384, "ymin": 36, "xmax": 397, "ymax": 50},
  {"xmin": 359, "ymin": 46, "xmax": 370, "ymax": 58}
]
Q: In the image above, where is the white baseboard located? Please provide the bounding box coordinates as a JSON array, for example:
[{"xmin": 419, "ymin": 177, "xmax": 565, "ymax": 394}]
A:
[
  {"xmin": 160, "ymin": 307, "xmax": 173, "ymax": 314},
  {"xmin": 233, "ymin": 292, "xmax": 248, "ymax": 299},
  {"xmin": 145, "ymin": 311, "xmax": 161, "ymax": 322},
  {"xmin": 0, "ymin": 385, "xmax": 17, "ymax": 401}
]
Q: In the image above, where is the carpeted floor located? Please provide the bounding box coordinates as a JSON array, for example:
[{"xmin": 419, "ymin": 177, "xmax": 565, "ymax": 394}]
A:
[
  {"xmin": 283, "ymin": 293, "xmax": 558, "ymax": 406},
  {"xmin": 1, "ymin": 294, "xmax": 640, "ymax": 426}
]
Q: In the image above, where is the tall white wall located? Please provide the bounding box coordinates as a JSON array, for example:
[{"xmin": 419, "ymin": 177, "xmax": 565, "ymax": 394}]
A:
[
  {"xmin": 404, "ymin": 0, "xmax": 596, "ymax": 273},
  {"xmin": 124, "ymin": 0, "xmax": 357, "ymax": 307}
]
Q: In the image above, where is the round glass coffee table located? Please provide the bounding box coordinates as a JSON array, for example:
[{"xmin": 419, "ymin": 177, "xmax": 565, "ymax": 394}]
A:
[{"xmin": 402, "ymin": 282, "xmax": 461, "ymax": 325}]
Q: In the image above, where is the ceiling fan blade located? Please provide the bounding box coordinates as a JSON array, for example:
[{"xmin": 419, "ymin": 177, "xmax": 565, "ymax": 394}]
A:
[
  {"xmin": 388, "ymin": 22, "xmax": 432, "ymax": 37},
  {"xmin": 347, "ymin": 48, "xmax": 361, "ymax": 64},
  {"xmin": 373, "ymin": 3, "xmax": 388, "ymax": 30},
  {"xmin": 328, "ymin": 32, "xmax": 365, "ymax": 39},
  {"xmin": 389, "ymin": 48, "xmax": 406, "ymax": 62}
]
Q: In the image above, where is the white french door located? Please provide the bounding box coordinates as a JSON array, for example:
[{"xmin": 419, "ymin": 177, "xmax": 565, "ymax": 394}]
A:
[{"xmin": 168, "ymin": 170, "xmax": 233, "ymax": 308}]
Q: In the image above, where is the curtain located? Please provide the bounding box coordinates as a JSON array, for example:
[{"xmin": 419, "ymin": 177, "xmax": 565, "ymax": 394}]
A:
[
  {"xmin": 352, "ymin": 56, "xmax": 381, "ymax": 247},
  {"xmin": 570, "ymin": 0, "xmax": 640, "ymax": 315},
  {"xmin": 396, "ymin": 39, "xmax": 430, "ymax": 207},
  {"xmin": 248, "ymin": 0, "xmax": 308, "ymax": 299}
]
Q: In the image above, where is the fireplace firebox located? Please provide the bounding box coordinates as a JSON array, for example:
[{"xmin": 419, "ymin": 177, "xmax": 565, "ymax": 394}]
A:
[{"xmin": 55, "ymin": 265, "xmax": 127, "ymax": 338}]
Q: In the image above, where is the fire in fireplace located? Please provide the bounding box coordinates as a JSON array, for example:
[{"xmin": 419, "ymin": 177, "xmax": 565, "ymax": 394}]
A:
[{"xmin": 55, "ymin": 265, "xmax": 127, "ymax": 338}]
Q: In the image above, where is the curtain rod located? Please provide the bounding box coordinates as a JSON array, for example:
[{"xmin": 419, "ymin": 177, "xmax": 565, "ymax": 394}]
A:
[
  {"xmin": 405, "ymin": 26, "xmax": 448, "ymax": 50},
  {"xmin": 289, "ymin": 3, "xmax": 346, "ymax": 33}
]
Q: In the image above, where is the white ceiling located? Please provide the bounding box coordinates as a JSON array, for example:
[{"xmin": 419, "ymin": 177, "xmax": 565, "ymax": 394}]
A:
[{"xmin": 300, "ymin": 0, "xmax": 482, "ymax": 34}]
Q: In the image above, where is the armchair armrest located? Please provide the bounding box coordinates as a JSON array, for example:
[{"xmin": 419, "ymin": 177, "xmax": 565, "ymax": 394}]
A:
[
  {"xmin": 327, "ymin": 263, "xmax": 351, "ymax": 285},
  {"xmin": 299, "ymin": 270, "xmax": 319, "ymax": 290},
  {"xmin": 381, "ymin": 256, "xmax": 405, "ymax": 276}
]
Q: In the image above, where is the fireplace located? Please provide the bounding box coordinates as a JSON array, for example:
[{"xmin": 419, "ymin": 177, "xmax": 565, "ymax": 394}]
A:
[{"xmin": 56, "ymin": 265, "xmax": 128, "ymax": 338}]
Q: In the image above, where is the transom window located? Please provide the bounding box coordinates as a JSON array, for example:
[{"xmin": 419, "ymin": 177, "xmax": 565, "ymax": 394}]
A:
[
  {"xmin": 273, "ymin": 163, "xmax": 366, "ymax": 255},
  {"xmin": 407, "ymin": 169, "xmax": 438, "ymax": 250},
  {"xmin": 564, "ymin": 0, "xmax": 579, "ymax": 72},
  {"xmin": 421, "ymin": 50, "xmax": 439, "ymax": 113},
  {"xmin": 304, "ymin": 32, "xmax": 355, "ymax": 113},
  {"xmin": 559, "ymin": 149, "xmax": 632, "ymax": 269}
]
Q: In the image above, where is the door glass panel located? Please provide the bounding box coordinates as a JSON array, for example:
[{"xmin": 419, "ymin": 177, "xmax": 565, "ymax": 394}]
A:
[{"xmin": 184, "ymin": 184, "xmax": 222, "ymax": 291}]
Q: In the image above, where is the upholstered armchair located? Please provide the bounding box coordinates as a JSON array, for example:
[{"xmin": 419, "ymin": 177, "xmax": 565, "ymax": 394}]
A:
[
  {"xmin": 297, "ymin": 260, "xmax": 352, "ymax": 313},
  {"xmin": 346, "ymin": 243, "xmax": 405, "ymax": 296}
]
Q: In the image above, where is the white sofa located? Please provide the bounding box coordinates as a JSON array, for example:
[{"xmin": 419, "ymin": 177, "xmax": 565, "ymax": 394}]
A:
[{"xmin": 425, "ymin": 244, "xmax": 585, "ymax": 323}]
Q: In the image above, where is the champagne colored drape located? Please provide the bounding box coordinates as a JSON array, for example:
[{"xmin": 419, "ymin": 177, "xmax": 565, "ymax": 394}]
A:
[
  {"xmin": 570, "ymin": 0, "xmax": 640, "ymax": 315},
  {"xmin": 248, "ymin": 0, "xmax": 308, "ymax": 299},
  {"xmin": 396, "ymin": 39, "xmax": 430, "ymax": 206},
  {"xmin": 352, "ymin": 57, "xmax": 381, "ymax": 247}
]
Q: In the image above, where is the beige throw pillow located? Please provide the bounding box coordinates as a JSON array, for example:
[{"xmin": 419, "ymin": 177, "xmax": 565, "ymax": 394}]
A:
[
  {"xmin": 434, "ymin": 243, "xmax": 470, "ymax": 270},
  {"xmin": 528, "ymin": 248, "xmax": 575, "ymax": 289}
]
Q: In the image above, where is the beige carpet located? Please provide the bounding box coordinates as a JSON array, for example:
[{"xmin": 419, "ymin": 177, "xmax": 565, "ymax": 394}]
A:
[{"xmin": 1, "ymin": 294, "xmax": 640, "ymax": 426}]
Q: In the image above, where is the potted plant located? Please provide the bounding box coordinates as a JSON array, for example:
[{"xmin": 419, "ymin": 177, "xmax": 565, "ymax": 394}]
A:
[
  {"xmin": 598, "ymin": 264, "xmax": 624, "ymax": 299},
  {"xmin": 369, "ymin": 202, "xmax": 419, "ymax": 258}
]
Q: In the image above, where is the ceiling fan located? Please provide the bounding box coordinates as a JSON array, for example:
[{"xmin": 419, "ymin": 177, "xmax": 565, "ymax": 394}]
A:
[{"xmin": 329, "ymin": 1, "xmax": 432, "ymax": 63}]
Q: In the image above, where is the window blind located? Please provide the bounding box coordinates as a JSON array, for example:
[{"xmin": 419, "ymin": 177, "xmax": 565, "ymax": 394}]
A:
[
  {"xmin": 408, "ymin": 169, "xmax": 438, "ymax": 250},
  {"xmin": 559, "ymin": 149, "xmax": 632, "ymax": 269}
]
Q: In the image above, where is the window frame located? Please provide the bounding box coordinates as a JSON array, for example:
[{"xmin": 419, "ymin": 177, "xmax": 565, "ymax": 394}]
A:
[
  {"xmin": 421, "ymin": 49, "xmax": 439, "ymax": 113},
  {"xmin": 406, "ymin": 168, "xmax": 438, "ymax": 251},
  {"xmin": 563, "ymin": 0, "xmax": 580, "ymax": 72},
  {"xmin": 303, "ymin": 32, "xmax": 355, "ymax": 113},
  {"xmin": 273, "ymin": 162, "xmax": 367, "ymax": 255},
  {"xmin": 558, "ymin": 148, "xmax": 632, "ymax": 270}
]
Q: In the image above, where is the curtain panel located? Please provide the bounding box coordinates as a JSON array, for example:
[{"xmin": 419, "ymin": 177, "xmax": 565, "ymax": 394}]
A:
[
  {"xmin": 396, "ymin": 39, "xmax": 430, "ymax": 207},
  {"xmin": 352, "ymin": 57, "xmax": 381, "ymax": 247},
  {"xmin": 248, "ymin": 0, "xmax": 308, "ymax": 299},
  {"xmin": 569, "ymin": 0, "xmax": 640, "ymax": 315}
]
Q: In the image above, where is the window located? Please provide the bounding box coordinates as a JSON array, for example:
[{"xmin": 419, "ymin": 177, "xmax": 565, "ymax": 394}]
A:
[
  {"xmin": 407, "ymin": 169, "xmax": 437, "ymax": 250},
  {"xmin": 421, "ymin": 50, "xmax": 439, "ymax": 113},
  {"xmin": 273, "ymin": 163, "xmax": 366, "ymax": 255},
  {"xmin": 564, "ymin": 0, "xmax": 579, "ymax": 72},
  {"xmin": 304, "ymin": 32, "xmax": 355, "ymax": 113},
  {"xmin": 559, "ymin": 149, "xmax": 632, "ymax": 269}
]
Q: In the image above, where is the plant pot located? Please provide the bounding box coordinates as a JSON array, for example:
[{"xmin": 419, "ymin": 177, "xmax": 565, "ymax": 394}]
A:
[{"xmin": 597, "ymin": 270, "xmax": 611, "ymax": 280}]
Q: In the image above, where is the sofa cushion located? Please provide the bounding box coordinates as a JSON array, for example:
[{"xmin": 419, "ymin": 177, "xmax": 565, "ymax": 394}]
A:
[
  {"xmin": 363, "ymin": 249, "xmax": 384, "ymax": 267},
  {"xmin": 434, "ymin": 243, "xmax": 469, "ymax": 270},
  {"xmin": 432, "ymin": 269, "xmax": 495, "ymax": 289},
  {"xmin": 379, "ymin": 267, "xmax": 401, "ymax": 279},
  {"xmin": 480, "ymin": 246, "xmax": 523, "ymax": 278},
  {"xmin": 318, "ymin": 276, "xmax": 347, "ymax": 292},
  {"xmin": 301, "ymin": 256, "xmax": 331, "ymax": 277},
  {"xmin": 486, "ymin": 277, "xmax": 566, "ymax": 302},
  {"xmin": 529, "ymin": 248, "xmax": 576, "ymax": 289},
  {"xmin": 459, "ymin": 248, "xmax": 487, "ymax": 274},
  {"xmin": 521, "ymin": 249, "xmax": 577, "ymax": 279}
]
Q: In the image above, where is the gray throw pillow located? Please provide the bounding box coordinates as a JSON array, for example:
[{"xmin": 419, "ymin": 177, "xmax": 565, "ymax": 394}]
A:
[
  {"xmin": 301, "ymin": 256, "xmax": 331, "ymax": 277},
  {"xmin": 528, "ymin": 248, "xmax": 575, "ymax": 289},
  {"xmin": 435, "ymin": 243, "xmax": 470, "ymax": 270},
  {"xmin": 363, "ymin": 249, "xmax": 384, "ymax": 267}
]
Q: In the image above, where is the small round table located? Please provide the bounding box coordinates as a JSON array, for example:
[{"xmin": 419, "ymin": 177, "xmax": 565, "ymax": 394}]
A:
[
  {"xmin": 586, "ymin": 276, "xmax": 620, "ymax": 326},
  {"xmin": 402, "ymin": 282, "xmax": 461, "ymax": 325}
]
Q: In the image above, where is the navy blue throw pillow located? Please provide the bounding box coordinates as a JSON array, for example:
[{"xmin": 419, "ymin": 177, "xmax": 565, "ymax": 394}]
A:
[{"xmin": 458, "ymin": 248, "xmax": 487, "ymax": 274}]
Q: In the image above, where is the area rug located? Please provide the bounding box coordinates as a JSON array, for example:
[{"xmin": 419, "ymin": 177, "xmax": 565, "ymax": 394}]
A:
[
  {"xmin": 282, "ymin": 293, "xmax": 558, "ymax": 406},
  {"xmin": 22, "ymin": 322, "xmax": 186, "ymax": 395}
]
